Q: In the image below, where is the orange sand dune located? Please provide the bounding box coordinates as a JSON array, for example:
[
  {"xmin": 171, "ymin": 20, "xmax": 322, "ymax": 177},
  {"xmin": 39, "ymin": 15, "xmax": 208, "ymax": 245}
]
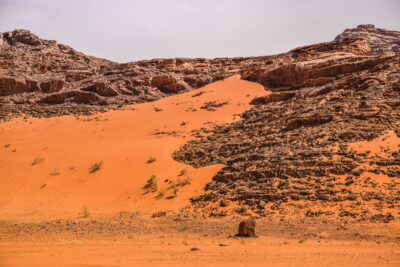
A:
[{"xmin": 0, "ymin": 75, "xmax": 267, "ymax": 221}]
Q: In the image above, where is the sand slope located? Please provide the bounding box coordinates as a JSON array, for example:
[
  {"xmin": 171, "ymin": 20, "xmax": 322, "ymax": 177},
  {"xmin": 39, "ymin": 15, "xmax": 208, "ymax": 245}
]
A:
[{"xmin": 0, "ymin": 75, "xmax": 267, "ymax": 221}]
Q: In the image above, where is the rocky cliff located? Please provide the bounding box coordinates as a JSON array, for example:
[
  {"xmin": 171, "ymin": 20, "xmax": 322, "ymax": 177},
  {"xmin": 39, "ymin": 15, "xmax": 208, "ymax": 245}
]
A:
[
  {"xmin": 335, "ymin": 24, "xmax": 400, "ymax": 56},
  {"xmin": 174, "ymin": 25, "xmax": 400, "ymax": 219}
]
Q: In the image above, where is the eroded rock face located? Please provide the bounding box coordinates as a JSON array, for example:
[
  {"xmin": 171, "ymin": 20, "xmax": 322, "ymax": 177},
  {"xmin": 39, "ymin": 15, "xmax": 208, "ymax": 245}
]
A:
[
  {"xmin": 40, "ymin": 91, "xmax": 101, "ymax": 104},
  {"xmin": 251, "ymin": 92, "xmax": 296, "ymax": 105},
  {"xmin": 173, "ymin": 26, "xmax": 400, "ymax": 219},
  {"xmin": 242, "ymin": 38, "xmax": 389, "ymax": 89},
  {"xmin": 335, "ymin": 24, "xmax": 400, "ymax": 56},
  {"xmin": 0, "ymin": 76, "xmax": 38, "ymax": 96},
  {"xmin": 1, "ymin": 25, "xmax": 399, "ymax": 120},
  {"xmin": 0, "ymin": 29, "xmax": 269, "ymax": 119},
  {"xmin": 4, "ymin": 29, "xmax": 44, "ymax": 46},
  {"xmin": 81, "ymin": 82, "xmax": 118, "ymax": 97},
  {"xmin": 40, "ymin": 79, "xmax": 64, "ymax": 93},
  {"xmin": 151, "ymin": 75, "xmax": 189, "ymax": 94}
]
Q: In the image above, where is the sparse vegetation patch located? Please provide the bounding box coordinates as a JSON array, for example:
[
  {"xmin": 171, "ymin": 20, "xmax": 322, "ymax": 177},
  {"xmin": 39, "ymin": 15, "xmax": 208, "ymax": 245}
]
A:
[
  {"xmin": 50, "ymin": 168, "xmax": 60, "ymax": 176},
  {"xmin": 32, "ymin": 157, "xmax": 44, "ymax": 165},
  {"xmin": 143, "ymin": 174, "xmax": 158, "ymax": 193},
  {"xmin": 178, "ymin": 168, "xmax": 187, "ymax": 176},
  {"xmin": 147, "ymin": 157, "xmax": 156, "ymax": 164},
  {"xmin": 81, "ymin": 206, "xmax": 90, "ymax": 218},
  {"xmin": 89, "ymin": 161, "xmax": 103, "ymax": 173}
]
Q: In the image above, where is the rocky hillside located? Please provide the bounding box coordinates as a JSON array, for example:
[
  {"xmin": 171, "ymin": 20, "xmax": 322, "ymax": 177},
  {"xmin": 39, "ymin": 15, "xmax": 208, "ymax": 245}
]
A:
[
  {"xmin": 1, "ymin": 24, "xmax": 398, "ymax": 120},
  {"xmin": 174, "ymin": 25, "xmax": 400, "ymax": 220},
  {"xmin": 0, "ymin": 29, "xmax": 273, "ymax": 119},
  {"xmin": 1, "ymin": 24, "xmax": 399, "ymax": 220}
]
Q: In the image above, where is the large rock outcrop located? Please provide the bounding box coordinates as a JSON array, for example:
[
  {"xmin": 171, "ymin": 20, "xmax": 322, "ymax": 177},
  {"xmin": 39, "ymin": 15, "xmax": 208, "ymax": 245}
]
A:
[
  {"xmin": 173, "ymin": 25, "xmax": 400, "ymax": 220},
  {"xmin": 335, "ymin": 24, "xmax": 400, "ymax": 56}
]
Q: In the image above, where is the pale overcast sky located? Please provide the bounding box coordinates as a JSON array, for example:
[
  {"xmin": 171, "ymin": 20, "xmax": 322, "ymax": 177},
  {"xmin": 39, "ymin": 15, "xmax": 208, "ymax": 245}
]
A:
[{"xmin": 0, "ymin": 0, "xmax": 399, "ymax": 62}]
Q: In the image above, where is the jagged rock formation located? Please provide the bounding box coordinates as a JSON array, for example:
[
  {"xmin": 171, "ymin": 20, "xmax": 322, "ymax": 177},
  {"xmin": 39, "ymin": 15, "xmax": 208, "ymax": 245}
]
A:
[
  {"xmin": 335, "ymin": 24, "xmax": 400, "ymax": 56},
  {"xmin": 174, "ymin": 25, "xmax": 400, "ymax": 219}
]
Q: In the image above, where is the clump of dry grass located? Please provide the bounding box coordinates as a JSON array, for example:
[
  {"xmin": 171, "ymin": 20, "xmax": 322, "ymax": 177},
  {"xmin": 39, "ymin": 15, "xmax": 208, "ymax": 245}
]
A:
[
  {"xmin": 167, "ymin": 184, "xmax": 180, "ymax": 198},
  {"xmin": 50, "ymin": 168, "xmax": 60, "ymax": 176},
  {"xmin": 156, "ymin": 173, "xmax": 191, "ymax": 199},
  {"xmin": 178, "ymin": 168, "xmax": 187, "ymax": 176},
  {"xmin": 147, "ymin": 157, "xmax": 156, "ymax": 164},
  {"xmin": 155, "ymin": 189, "xmax": 165, "ymax": 199},
  {"xmin": 143, "ymin": 174, "xmax": 158, "ymax": 193},
  {"xmin": 177, "ymin": 176, "xmax": 191, "ymax": 186},
  {"xmin": 81, "ymin": 206, "xmax": 90, "ymax": 218},
  {"xmin": 32, "ymin": 157, "xmax": 44, "ymax": 165},
  {"xmin": 89, "ymin": 161, "xmax": 103, "ymax": 173}
]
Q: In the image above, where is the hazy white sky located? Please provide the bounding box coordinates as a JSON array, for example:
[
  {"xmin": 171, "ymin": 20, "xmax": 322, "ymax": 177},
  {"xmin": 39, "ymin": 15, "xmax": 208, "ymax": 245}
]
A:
[{"xmin": 0, "ymin": 0, "xmax": 399, "ymax": 62}]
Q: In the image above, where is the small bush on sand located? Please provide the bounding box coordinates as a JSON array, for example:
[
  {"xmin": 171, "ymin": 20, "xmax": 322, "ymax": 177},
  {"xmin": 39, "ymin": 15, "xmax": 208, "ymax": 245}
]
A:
[
  {"xmin": 32, "ymin": 157, "xmax": 44, "ymax": 165},
  {"xmin": 172, "ymin": 185, "xmax": 179, "ymax": 196},
  {"xmin": 147, "ymin": 157, "xmax": 156, "ymax": 164},
  {"xmin": 177, "ymin": 176, "xmax": 191, "ymax": 186},
  {"xmin": 89, "ymin": 161, "xmax": 103, "ymax": 173},
  {"xmin": 81, "ymin": 206, "xmax": 90, "ymax": 218},
  {"xmin": 155, "ymin": 189, "xmax": 165, "ymax": 199},
  {"xmin": 4, "ymin": 144, "xmax": 10, "ymax": 148},
  {"xmin": 50, "ymin": 168, "xmax": 61, "ymax": 176},
  {"xmin": 143, "ymin": 174, "xmax": 158, "ymax": 193},
  {"xmin": 167, "ymin": 184, "xmax": 179, "ymax": 198},
  {"xmin": 178, "ymin": 168, "xmax": 187, "ymax": 176}
]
